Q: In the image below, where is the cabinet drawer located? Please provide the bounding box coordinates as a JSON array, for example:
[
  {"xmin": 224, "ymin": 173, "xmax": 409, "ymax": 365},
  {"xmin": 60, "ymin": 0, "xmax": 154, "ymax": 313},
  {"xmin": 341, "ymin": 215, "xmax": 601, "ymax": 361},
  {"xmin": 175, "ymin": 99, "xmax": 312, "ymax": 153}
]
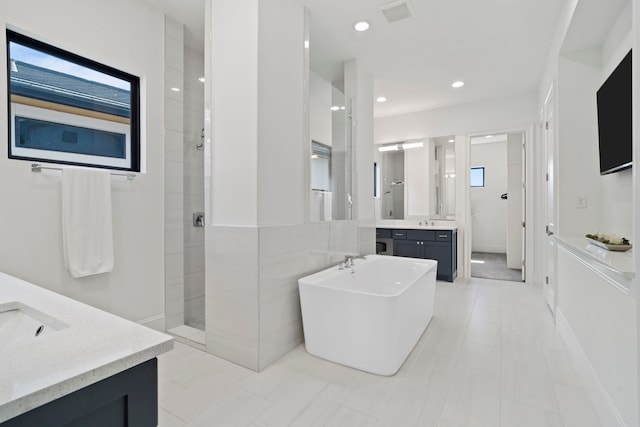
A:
[
  {"xmin": 376, "ymin": 228, "xmax": 392, "ymax": 238},
  {"xmin": 406, "ymin": 230, "xmax": 435, "ymax": 241},
  {"xmin": 391, "ymin": 230, "xmax": 407, "ymax": 239},
  {"xmin": 435, "ymin": 230, "xmax": 452, "ymax": 241}
]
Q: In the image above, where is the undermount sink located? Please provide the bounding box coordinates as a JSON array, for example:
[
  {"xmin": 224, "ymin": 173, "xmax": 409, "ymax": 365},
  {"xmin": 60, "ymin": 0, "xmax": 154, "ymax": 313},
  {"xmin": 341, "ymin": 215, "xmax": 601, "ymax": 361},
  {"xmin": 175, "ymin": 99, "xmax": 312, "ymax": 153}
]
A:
[{"xmin": 0, "ymin": 302, "xmax": 68, "ymax": 346}]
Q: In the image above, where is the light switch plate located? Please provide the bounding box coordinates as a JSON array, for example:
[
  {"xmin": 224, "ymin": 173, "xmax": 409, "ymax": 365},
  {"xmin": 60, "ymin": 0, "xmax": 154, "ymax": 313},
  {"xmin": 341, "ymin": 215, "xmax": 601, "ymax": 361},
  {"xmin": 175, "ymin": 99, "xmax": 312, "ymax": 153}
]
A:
[{"xmin": 576, "ymin": 195, "xmax": 587, "ymax": 209}]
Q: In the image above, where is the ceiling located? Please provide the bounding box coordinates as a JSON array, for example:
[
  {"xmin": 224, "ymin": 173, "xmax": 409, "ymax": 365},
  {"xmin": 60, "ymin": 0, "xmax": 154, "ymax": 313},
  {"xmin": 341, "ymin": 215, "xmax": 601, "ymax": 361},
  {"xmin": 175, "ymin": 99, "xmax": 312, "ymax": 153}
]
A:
[
  {"xmin": 143, "ymin": 0, "xmax": 567, "ymax": 118},
  {"xmin": 561, "ymin": 0, "xmax": 630, "ymax": 54}
]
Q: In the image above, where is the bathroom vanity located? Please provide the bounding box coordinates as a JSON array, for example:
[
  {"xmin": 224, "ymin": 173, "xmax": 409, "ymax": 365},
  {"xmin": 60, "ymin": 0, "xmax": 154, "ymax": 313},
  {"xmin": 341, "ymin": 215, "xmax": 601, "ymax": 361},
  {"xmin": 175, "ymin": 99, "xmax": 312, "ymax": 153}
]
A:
[
  {"xmin": 376, "ymin": 226, "xmax": 457, "ymax": 282},
  {"xmin": 0, "ymin": 273, "xmax": 173, "ymax": 426}
]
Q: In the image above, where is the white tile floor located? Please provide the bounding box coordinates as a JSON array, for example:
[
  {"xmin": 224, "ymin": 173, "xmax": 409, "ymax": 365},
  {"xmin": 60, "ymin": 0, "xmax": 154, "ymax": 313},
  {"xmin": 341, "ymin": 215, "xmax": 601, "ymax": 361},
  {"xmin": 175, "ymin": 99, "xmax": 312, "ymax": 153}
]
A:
[{"xmin": 158, "ymin": 278, "xmax": 601, "ymax": 427}]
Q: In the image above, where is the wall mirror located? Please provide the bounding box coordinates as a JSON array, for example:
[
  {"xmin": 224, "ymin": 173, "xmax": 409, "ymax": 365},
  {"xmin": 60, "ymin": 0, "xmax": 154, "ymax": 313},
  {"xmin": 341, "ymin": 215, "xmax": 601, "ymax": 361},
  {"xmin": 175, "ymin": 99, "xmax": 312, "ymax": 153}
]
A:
[
  {"xmin": 380, "ymin": 149, "xmax": 405, "ymax": 219},
  {"xmin": 309, "ymin": 69, "xmax": 352, "ymax": 222},
  {"xmin": 377, "ymin": 136, "xmax": 455, "ymax": 220},
  {"xmin": 430, "ymin": 136, "xmax": 456, "ymax": 219}
]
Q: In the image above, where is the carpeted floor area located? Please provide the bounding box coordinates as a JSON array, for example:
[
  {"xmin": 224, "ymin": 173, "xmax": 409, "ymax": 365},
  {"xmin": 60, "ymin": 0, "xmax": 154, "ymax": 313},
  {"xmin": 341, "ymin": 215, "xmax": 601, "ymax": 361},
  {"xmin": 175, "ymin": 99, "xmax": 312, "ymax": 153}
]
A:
[{"xmin": 471, "ymin": 252, "xmax": 522, "ymax": 282}]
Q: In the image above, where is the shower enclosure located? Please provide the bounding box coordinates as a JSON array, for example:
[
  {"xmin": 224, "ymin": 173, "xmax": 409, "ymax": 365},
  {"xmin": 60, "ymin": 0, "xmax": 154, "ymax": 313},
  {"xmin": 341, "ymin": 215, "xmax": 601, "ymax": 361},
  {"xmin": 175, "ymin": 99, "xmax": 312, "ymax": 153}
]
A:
[{"xmin": 163, "ymin": 17, "xmax": 206, "ymax": 346}]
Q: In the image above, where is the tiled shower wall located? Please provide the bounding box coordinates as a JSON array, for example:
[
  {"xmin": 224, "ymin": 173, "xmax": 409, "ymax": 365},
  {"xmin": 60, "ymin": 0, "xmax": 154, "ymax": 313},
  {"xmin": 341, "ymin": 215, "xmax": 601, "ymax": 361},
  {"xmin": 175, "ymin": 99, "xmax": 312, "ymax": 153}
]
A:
[
  {"xmin": 183, "ymin": 47, "xmax": 205, "ymax": 328},
  {"xmin": 164, "ymin": 17, "xmax": 185, "ymax": 330}
]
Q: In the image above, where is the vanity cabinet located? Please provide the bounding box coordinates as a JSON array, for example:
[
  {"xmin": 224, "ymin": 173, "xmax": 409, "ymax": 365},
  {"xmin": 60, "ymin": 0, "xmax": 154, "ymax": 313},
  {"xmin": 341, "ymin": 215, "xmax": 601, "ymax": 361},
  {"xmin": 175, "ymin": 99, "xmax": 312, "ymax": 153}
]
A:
[
  {"xmin": 2, "ymin": 359, "xmax": 158, "ymax": 427},
  {"xmin": 378, "ymin": 228, "xmax": 457, "ymax": 282}
]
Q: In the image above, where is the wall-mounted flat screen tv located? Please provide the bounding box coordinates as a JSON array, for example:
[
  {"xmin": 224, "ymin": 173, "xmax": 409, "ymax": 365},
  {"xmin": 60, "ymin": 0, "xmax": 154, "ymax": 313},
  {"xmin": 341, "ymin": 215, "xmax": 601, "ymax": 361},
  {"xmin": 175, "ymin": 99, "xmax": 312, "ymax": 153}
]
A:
[{"xmin": 596, "ymin": 49, "xmax": 632, "ymax": 175}]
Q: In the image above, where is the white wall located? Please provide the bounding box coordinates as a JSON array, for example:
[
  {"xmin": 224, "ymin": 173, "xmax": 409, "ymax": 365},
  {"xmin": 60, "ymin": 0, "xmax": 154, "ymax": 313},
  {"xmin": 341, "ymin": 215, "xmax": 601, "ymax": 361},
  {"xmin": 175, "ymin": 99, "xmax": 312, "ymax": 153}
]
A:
[
  {"xmin": 599, "ymin": 1, "xmax": 633, "ymax": 238},
  {"xmin": 470, "ymin": 142, "xmax": 508, "ymax": 253},
  {"xmin": 376, "ymin": 92, "xmax": 538, "ymax": 144},
  {"xmin": 556, "ymin": 49, "xmax": 602, "ymax": 236},
  {"xmin": 310, "ymin": 72, "xmax": 332, "ymax": 146},
  {"xmin": 406, "ymin": 145, "xmax": 429, "ymax": 217},
  {"xmin": 506, "ymin": 133, "xmax": 523, "ymax": 269},
  {"xmin": 538, "ymin": 0, "xmax": 579, "ymax": 107},
  {"xmin": 210, "ymin": 0, "xmax": 259, "ymax": 226},
  {"xmin": 0, "ymin": 0, "xmax": 165, "ymax": 325},
  {"xmin": 541, "ymin": 1, "xmax": 633, "ymax": 240},
  {"xmin": 257, "ymin": 1, "xmax": 306, "ymax": 226},
  {"xmin": 555, "ymin": 2, "xmax": 633, "ymax": 239},
  {"xmin": 345, "ymin": 58, "xmax": 375, "ymax": 224}
]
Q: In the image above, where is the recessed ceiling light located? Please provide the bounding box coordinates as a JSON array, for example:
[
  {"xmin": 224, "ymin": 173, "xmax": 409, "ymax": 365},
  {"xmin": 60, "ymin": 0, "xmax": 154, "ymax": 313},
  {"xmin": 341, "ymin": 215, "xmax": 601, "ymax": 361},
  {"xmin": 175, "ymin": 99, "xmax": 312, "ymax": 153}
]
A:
[
  {"xmin": 485, "ymin": 135, "xmax": 493, "ymax": 138},
  {"xmin": 198, "ymin": 77, "xmax": 205, "ymax": 83},
  {"xmin": 170, "ymin": 87, "xmax": 181, "ymax": 92},
  {"xmin": 451, "ymin": 81, "xmax": 464, "ymax": 88},
  {"xmin": 376, "ymin": 96, "xmax": 387, "ymax": 103},
  {"xmin": 330, "ymin": 106, "xmax": 340, "ymax": 111},
  {"xmin": 448, "ymin": 139, "xmax": 454, "ymax": 143},
  {"xmin": 354, "ymin": 21, "xmax": 370, "ymax": 31},
  {"xmin": 304, "ymin": 40, "xmax": 310, "ymax": 49}
]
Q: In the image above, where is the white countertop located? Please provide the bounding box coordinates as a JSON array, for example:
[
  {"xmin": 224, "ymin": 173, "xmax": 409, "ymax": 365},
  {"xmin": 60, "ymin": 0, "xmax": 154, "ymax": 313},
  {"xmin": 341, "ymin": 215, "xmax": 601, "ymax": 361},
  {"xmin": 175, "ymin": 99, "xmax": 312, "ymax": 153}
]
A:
[
  {"xmin": 377, "ymin": 224, "xmax": 457, "ymax": 231},
  {"xmin": 0, "ymin": 272, "xmax": 173, "ymax": 423},
  {"xmin": 554, "ymin": 235, "xmax": 634, "ymax": 281}
]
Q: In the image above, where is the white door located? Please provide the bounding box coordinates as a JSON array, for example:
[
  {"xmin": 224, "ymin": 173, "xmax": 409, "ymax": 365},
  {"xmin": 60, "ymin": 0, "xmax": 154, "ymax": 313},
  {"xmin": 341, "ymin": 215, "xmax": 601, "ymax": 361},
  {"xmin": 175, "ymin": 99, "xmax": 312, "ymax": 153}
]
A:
[
  {"xmin": 506, "ymin": 132, "xmax": 525, "ymax": 280},
  {"xmin": 543, "ymin": 89, "xmax": 556, "ymax": 313}
]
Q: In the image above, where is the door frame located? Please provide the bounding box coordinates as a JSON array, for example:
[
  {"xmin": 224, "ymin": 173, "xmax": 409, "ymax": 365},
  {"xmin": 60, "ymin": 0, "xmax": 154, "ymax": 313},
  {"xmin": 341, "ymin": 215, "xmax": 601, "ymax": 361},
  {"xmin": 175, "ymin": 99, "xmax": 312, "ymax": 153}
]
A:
[
  {"xmin": 464, "ymin": 126, "xmax": 534, "ymax": 282},
  {"xmin": 541, "ymin": 84, "xmax": 558, "ymax": 312}
]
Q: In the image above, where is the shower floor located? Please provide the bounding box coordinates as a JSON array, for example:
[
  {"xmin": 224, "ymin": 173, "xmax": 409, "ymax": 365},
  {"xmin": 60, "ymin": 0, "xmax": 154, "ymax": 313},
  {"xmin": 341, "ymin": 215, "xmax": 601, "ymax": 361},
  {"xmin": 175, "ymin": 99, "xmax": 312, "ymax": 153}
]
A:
[{"xmin": 186, "ymin": 315, "xmax": 205, "ymax": 331}]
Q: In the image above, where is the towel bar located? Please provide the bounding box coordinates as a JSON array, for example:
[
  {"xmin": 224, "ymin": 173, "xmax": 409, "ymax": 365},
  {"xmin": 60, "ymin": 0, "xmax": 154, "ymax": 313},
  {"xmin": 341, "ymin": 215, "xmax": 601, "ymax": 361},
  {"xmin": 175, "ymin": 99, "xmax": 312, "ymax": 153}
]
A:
[{"xmin": 31, "ymin": 163, "xmax": 136, "ymax": 180}]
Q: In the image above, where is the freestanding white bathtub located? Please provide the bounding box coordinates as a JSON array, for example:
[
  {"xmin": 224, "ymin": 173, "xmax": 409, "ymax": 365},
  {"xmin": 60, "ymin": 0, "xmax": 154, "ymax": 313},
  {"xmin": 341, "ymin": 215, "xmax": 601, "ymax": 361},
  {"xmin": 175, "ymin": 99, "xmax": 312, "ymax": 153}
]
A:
[{"xmin": 298, "ymin": 254, "xmax": 437, "ymax": 376}]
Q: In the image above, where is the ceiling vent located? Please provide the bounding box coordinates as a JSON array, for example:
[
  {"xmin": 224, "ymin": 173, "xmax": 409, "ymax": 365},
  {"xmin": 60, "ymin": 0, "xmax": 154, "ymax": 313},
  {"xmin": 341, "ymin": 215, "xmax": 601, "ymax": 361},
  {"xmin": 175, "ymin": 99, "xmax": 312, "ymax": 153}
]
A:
[{"xmin": 380, "ymin": 0, "xmax": 413, "ymax": 24}]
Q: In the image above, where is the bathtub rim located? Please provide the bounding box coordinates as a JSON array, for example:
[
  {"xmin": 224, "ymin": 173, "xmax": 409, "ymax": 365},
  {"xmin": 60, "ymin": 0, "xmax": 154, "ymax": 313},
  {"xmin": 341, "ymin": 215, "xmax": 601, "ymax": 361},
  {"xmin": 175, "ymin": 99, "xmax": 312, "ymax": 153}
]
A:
[{"xmin": 298, "ymin": 255, "xmax": 438, "ymax": 298}]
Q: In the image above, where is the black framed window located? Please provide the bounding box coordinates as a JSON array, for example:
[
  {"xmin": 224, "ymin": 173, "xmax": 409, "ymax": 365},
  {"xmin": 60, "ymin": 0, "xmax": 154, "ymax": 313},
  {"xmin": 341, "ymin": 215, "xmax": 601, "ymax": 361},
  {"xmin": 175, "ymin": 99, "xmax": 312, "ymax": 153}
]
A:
[
  {"xmin": 470, "ymin": 167, "xmax": 485, "ymax": 187},
  {"xmin": 6, "ymin": 29, "xmax": 140, "ymax": 171}
]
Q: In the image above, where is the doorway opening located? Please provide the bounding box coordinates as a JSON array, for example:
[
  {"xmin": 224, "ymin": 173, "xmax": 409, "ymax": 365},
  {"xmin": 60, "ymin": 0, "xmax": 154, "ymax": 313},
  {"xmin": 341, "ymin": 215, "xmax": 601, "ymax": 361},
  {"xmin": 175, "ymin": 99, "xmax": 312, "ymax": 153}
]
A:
[{"xmin": 469, "ymin": 132, "xmax": 525, "ymax": 282}]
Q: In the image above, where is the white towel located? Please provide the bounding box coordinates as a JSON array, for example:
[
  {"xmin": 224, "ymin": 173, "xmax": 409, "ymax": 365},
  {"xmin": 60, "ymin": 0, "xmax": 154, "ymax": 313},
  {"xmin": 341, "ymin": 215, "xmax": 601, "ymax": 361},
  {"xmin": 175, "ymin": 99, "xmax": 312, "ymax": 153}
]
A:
[{"xmin": 62, "ymin": 168, "xmax": 114, "ymax": 278}]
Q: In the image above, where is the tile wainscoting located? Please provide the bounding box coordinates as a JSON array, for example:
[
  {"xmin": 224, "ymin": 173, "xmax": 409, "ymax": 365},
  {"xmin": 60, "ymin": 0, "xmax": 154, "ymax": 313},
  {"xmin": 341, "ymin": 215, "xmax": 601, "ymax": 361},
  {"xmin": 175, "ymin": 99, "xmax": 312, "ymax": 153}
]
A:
[{"xmin": 205, "ymin": 222, "xmax": 375, "ymax": 371}]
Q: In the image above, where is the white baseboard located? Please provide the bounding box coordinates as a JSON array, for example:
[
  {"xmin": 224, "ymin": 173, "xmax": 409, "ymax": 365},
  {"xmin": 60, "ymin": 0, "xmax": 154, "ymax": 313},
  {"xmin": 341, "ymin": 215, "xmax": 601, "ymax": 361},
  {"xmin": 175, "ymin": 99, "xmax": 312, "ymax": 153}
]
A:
[
  {"xmin": 471, "ymin": 245, "xmax": 507, "ymax": 254},
  {"xmin": 137, "ymin": 314, "xmax": 166, "ymax": 332},
  {"xmin": 556, "ymin": 309, "xmax": 627, "ymax": 427}
]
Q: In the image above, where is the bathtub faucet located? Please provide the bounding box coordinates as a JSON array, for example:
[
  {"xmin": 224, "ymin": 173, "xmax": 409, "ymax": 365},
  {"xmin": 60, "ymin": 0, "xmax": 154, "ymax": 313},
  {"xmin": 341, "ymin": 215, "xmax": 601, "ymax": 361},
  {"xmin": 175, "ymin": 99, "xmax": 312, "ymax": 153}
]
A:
[{"xmin": 344, "ymin": 254, "xmax": 366, "ymax": 267}]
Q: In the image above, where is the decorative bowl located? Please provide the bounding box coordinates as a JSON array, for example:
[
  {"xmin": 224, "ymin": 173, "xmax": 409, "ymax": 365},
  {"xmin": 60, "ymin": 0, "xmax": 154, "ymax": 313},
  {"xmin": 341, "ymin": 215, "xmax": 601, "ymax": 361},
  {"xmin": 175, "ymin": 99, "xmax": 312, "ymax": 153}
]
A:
[{"xmin": 586, "ymin": 237, "xmax": 632, "ymax": 252}]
